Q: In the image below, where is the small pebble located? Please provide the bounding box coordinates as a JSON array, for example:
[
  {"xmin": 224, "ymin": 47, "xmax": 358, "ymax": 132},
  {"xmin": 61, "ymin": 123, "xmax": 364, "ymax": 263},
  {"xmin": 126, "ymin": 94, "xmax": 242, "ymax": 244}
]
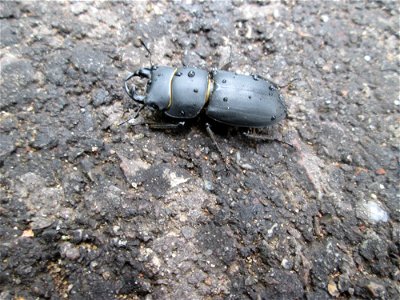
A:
[
  {"xmin": 364, "ymin": 55, "xmax": 371, "ymax": 62},
  {"xmin": 328, "ymin": 281, "xmax": 340, "ymax": 297},
  {"xmin": 181, "ymin": 226, "xmax": 194, "ymax": 239},
  {"xmin": 359, "ymin": 201, "xmax": 389, "ymax": 223},
  {"xmin": 321, "ymin": 15, "xmax": 329, "ymax": 22},
  {"xmin": 203, "ymin": 180, "xmax": 213, "ymax": 191}
]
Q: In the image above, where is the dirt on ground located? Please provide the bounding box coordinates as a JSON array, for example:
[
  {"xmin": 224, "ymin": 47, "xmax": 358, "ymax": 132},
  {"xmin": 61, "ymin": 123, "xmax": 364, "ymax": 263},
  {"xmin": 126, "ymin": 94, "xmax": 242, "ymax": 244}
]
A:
[{"xmin": 0, "ymin": 1, "xmax": 399, "ymax": 299}]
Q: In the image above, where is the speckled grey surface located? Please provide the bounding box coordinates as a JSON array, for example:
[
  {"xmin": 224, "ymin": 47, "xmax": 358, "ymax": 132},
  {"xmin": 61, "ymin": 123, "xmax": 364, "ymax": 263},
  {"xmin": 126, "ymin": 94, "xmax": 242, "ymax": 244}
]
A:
[{"xmin": 0, "ymin": 1, "xmax": 399, "ymax": 299}]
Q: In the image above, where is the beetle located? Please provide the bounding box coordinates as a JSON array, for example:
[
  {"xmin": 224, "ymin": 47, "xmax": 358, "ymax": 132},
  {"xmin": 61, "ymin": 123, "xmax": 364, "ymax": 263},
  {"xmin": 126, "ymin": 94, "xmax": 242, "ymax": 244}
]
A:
[
  {"xmin": 123, "ymin": 42, "xmax": 291, "ymax": 158},
  {"xmin": 124, "ymin": 66, "xmax": 287, "ymax": 128}
]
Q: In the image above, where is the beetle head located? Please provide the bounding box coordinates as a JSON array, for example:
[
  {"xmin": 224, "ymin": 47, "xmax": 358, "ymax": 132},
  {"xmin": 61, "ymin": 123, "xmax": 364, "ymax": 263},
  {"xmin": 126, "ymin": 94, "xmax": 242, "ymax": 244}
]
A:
[{"xmin": 124, "ymin": 67, "xmax": 152, "ymax": 104}]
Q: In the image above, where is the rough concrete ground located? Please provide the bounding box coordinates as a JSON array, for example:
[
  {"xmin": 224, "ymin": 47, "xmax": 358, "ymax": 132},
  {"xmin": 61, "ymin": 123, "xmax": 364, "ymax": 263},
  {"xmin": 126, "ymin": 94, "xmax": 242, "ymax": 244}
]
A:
[{"xmin": 0, "ymin": 1, "xmax": 399, "ymax": 299}]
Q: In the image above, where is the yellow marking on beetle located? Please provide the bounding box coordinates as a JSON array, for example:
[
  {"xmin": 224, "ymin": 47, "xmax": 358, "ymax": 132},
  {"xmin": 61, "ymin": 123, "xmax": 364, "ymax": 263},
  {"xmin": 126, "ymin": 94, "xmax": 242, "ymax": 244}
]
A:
[
  {"xmin": 167, "ymin": 68, "xmax": 178, "ymax": 109},
  {"xmin": 205, "ymin": 78, "xmax": 213, "ymax": 103}
]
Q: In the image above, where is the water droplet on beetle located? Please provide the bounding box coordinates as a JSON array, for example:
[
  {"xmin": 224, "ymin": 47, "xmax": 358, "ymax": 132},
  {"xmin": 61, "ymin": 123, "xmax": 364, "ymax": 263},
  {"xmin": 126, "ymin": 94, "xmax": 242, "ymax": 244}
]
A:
[
  {"xmin": 188, "ymin": 70, "xmax": 195, "ymax": 77},
  {"xmin": 194, "ymin": 88, "xmax": 198, "ymax": 93},
  {"xmin": 176, "ymin": 72, "xmax": 182, "ymax": 76},
  {"xmin": 222, "ymin": 79, "xmax": 227, "ymax": 83},
  {"xmin": 223, "ymin": 97, "xmax": 228, "ymax": 102},
  {"xmin": 180, "ymin": 110, "xmax": 185, "ymax": 116},
  {"xmin": 271, "ymin": 115, "xmax": 276, "ymax": 121},
  {"xmin": 252, "ymin": 75, "xmax": 259, "ymax": 80},
  {"xmin": 269, "ymin": 85, "xmax": 276, "ymax": 91},
  {"xmin": 248, "ymin": 95, "xmax": 252, "ymax": 99}
]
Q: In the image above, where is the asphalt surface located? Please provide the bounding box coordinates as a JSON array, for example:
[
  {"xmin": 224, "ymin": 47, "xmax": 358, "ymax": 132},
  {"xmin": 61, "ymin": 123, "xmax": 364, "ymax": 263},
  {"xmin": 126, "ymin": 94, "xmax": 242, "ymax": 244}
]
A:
[{"xmin": 0, "ymin": 1, "xmax": 399, "ymax": 299}]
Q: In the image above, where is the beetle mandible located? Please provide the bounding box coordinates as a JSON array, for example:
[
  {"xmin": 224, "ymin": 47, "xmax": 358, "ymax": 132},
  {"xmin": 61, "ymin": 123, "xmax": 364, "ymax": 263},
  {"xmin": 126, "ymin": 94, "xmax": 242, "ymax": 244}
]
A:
[{"xmin": 123, "ymin": 41, "xmax": 290, "ymax": 158}]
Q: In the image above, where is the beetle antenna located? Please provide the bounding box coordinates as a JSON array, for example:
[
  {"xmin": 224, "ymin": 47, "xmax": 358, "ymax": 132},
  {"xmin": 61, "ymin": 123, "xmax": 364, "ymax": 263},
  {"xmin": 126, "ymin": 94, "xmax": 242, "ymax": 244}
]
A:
[{"xmin": 139, "ymin": 38, "xmax": 153, "ymax": 67}]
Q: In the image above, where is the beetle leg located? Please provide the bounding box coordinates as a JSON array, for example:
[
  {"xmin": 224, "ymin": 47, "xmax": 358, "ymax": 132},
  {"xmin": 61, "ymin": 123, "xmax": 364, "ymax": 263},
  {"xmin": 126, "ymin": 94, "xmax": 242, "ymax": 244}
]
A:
[
  {"xmin": 205, "ymin": 123, "xmax": 226, "ymax": 160},
  {"xmin": 118, "ymin": 104, "xmax": 144, "ymax": 126},
  {"xmin": 220, "ymin": 60, "xmax": 232, "ymax": 71},
  {"xmin": 243, "ymin": 131, "xmax": 294, "ymax": 148},
  {"xmin": 148, "ymin": 121, "xmax": 186, "ymax": 130},
  {"xmin": 277, "ymin": 77, "xmax": 300, "ymax": 89},
  {"xmin": 205, "ymin": 123, "xmax": 232, "ymax": 174},
  {"xmin": 220, "ymin": 45, "xmax": 233, "ymax": 71},
  {"xmin": 259, "ymin": 74, "xmax": 300, "ymax": 90}
]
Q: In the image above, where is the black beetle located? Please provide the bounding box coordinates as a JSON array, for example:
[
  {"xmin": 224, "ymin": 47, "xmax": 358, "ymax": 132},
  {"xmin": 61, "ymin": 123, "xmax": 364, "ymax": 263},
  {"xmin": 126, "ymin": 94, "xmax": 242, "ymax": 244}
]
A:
[
  {"xmin": 121, "ymin": 39, "xmax": 293, "ymax": 161},
  {"xmin": 124, "ymin": 65, "xmax": 287, "ymax": 128},
  {"xmin": 123, "ymin": 42, "xmax": 292, "ymax": 160}
]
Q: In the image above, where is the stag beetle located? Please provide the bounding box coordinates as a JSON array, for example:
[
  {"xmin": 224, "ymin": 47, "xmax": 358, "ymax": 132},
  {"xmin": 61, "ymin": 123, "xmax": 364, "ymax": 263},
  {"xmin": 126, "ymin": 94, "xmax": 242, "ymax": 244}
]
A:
[
  {"xmin": 124, "ymin": 66, "xmax": 287, "ymax": 127},
  {"xmin": 124, "ymin": 41, "xmax": 287, "ymax": 129},
  {"xmin": 123, "ymin": 42, "xmax": 291, "ymax": 159}
]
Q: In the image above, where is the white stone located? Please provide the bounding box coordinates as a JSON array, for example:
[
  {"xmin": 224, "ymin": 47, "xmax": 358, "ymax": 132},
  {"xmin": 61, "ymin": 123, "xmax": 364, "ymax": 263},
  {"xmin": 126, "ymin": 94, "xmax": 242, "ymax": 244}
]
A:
[{"xmin": 358, "ymin": 200, "xmax": 389, "ymax": 223}]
